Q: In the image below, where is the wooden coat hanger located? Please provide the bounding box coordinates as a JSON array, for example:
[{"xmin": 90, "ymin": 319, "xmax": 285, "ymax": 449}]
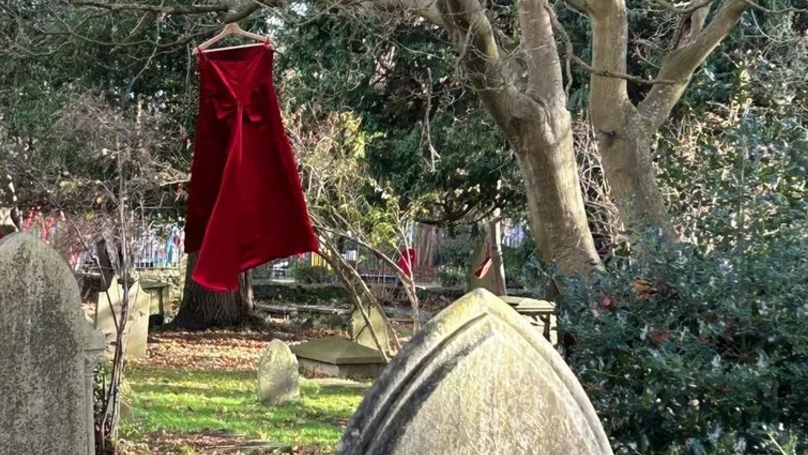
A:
[{"xmin": 193, "ymin": 22, "xmax": 270, "ymax": 55}]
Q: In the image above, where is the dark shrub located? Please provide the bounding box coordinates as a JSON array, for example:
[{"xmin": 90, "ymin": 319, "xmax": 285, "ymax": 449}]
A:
[{"xmin": 559, "ymin": 228, "xmax": 808, "ymax": 454}]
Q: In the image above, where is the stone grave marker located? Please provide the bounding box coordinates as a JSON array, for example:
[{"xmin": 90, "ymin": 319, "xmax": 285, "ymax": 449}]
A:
[
  {"xmin": 94, "ymin": 277, "xmax": 150, "ymax": 358},
  {"xmin": 257, "ymin": 339, "xmax": 300, "ymax": 405},
  {"xmin": 499, "ymin": 295, "xmax": 557, "ymax": 344},
  {"xmin": 291, "ymin": 337, "xmax": 386, "ymax": 380},
  {"xmin": 351, "ymin": 305, "xmax": 389, "ymax": 353},
  {"xmin": 335, "ymin": 288, "xmax": 613, "ymax": 455},
  {"xmin": 0, "ymin": 233, "xmax": 105, "ymax": 455}
]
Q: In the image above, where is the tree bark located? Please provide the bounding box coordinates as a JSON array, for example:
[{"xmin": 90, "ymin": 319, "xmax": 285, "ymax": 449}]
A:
[
  {"xmin": 173, "ymin": 252, "xmax": 254, "ymax": 330},
  {"xmin": 438, "ymin": 0, "xmax": 601, "ymax": 277},
  {"xmin": 588, "ymin": 0, "xmax": 751, "ymax": 239},
  {"xmin": 487, "ymin": 217, "xmax": 506, "ymax": 295},
  {"xmin": 511, "ymin": 119, "xmax": 601, "ymax": 275}
]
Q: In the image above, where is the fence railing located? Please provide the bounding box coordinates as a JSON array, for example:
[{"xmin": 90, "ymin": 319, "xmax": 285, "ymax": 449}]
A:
[{"xmin": 18, "ymin": 210, "xmax": 185, "ymax": 271}]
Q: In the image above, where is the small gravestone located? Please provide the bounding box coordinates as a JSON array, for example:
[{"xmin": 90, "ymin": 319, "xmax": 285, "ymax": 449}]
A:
[
  {"xmin": 95, "ymin": 277, "xmax": 150, "ymax": 358},
  {"xmin": 351, "ymin": 305, "xmax": 389, "ymax": 353},
  {"xmin": 335, "ymin": 288, "xmax": 613, "ymax": 455},
  {"xmin": 291, "ymin": 337, "xmax": 386, "ymax": 380},
  {"xmin": 257, "ymin": 340, "xmax": 300, "ymax": 405},
  {"xmin": 0, "ymin": 233, "xmax": 105, "ymax": 455}
]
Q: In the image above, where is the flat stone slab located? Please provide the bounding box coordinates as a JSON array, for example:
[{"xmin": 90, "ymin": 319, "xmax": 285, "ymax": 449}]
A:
[
  {"xmin": 335, "ymin": 288, "xmax": 612, "ymax": 455},
  {"xmin": 308, "ymin": 377, "xmax": 371, "ymax": 389},
  {"xmin": 291, "ymin": 337, "xmax": 386, "ymax": 365},
  {"xmin": 498, "ymin": 295, "xmax": 555, "ymax": 311}
]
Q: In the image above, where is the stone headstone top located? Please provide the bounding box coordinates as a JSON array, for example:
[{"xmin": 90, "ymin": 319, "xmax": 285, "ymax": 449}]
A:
[
  {"xmin": 0, "ymin": 233, "xmax": 105, "ymax": 455},
  {"xmin": 498, "ymin": 295, "xmax": 555, "ymax": 311},
  {"xmin": 257, "ymin": 339, "xmax": 300, "ymax": 406},
  {"xmin": 291, "ymin": 337, "xmax": 386, "ymax": 365},
  {"xmin": 335, "ymin": 288, "xmax": 613, "ymax": 455},
  {"xmin": 94, "ymin": 277, "xmax": 151, "ymax": 359},
  {"xmin": 140, "ymin": 280, "xmax": 170, "ymax": 291},
  {"xmin": 351, "ymin": 305, "xmax": 389, "ymax": 353}
]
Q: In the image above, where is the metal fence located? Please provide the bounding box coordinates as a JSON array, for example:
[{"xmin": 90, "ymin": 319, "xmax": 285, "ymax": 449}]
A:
[
  {"xmin": 18, "ymin": 209, "xmax": 185, "ymax": 271},
  {"xmin": 132, "ymin": 223, "xmax": 184, "ymax": 269}
]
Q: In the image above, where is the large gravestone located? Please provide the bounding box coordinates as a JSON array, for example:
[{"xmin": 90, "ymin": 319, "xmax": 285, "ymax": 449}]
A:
[
  {"xmin": 351, "ymin": 305, "xmax": 389, "ymax": 353},
  {"xmin": 95, "ymin": 277, "xmax": 150, "ymax": 358},
  {"xmin": 336, "ymin": 288, "xmax": 613, "ymax": 455},
  {"xmin": 0, "ymin": 234, "xmax": 105, "ymax": 455},
  {"xmin": 257, "ymin": 339, "xmax": 300, "ymax": 405}
]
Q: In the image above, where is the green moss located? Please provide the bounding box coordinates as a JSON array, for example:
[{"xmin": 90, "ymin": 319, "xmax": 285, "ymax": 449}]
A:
[{"xmin": 122, "ymin": 367, "xmax": 366, "ymax": 450}]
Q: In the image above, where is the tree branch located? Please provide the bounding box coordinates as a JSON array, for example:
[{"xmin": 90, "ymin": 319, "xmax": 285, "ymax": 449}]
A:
[
  {"xmin": 573, "ymin": 54, "xmax": 677, "ymax": 85},
  {"xmin": 548, "ymin": 4, "xmax": 676, "ymax": 92},
  {"xmin": 518, "ymin": 1, "xmax": 567, "ymax": 101},
  {"xmin": 71, "ymin": 1, "xmax": 231, "ymax": 15},
  {"xmin": 639, "ymin": 0, "xmax": 752, "ymax": 130},
  {"xmin": 588, "ymin": 0, "xmax": 634, "ymax": 131},
  {"xmin": 561, "ymin": 0, "xmax": 590, "ymax": 14},
  {"xmin": 435, "ymin": 0, "xmax": 532, "ymax": 129},
  {"xmin": 671, "ymin": 0, "xmax": 712, "ymax": 48},
  {"xmin": 653, "ymin": 0, "xmax": 715, "ymax": 14},
  {"xmin": 741, "ymin": 0, "xmax": 808, "ymax": 13}
]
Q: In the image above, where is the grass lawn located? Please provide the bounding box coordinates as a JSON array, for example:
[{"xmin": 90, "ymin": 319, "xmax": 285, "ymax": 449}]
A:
[{"xmin": 119, "ymin": 330, "xmax": 368, "ymax": 454}]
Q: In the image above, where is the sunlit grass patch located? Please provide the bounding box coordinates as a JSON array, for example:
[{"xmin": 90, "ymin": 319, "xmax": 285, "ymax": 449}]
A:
[{"xmin": 122, "ymin": 366, "xmax": 367, "ymax": 451}]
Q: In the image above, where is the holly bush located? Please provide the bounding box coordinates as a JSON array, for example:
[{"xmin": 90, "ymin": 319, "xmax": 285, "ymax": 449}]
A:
[{"xmin": 558, "ymin": 226, "xmax": 808, "ymax": 454}]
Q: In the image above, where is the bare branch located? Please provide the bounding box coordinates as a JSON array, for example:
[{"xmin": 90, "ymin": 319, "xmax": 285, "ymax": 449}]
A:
[
  {"xmin": 639, "ymin": 0, "xmax": 752, "ymax": 130},
  {"xmin": 71, "ymin": 1, "xmax": 231, "ymax": 15},
  {"xmin": 573, "ymin": 54, "xmax": 677, "ymax": 85},
  {"xmin": 561, "ymin": 0, "xmax": 590, "ymax": 14},
  {"xmin": 741, "ymin": 0, "xmax": 808, "ymax": 13},
  {"xmin": 653, "ymin": 0, "xmax": 716, "ymax": 14},
  {"xmin": 671, "ymin": 0, "xmax": 712, "ymax": 48},
  {"xmin": 548, "ymin": 6, "xmax": 675, "ymax": 90}
]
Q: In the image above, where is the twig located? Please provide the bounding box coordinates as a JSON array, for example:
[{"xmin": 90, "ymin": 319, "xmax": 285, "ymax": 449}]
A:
[
  {"xmin": 742, "ymin": 0, "xmax": 808, "ymax": 14},
  {"xmin": 653, "ymin": 0, "xmax": 716, "ymax": 14}
]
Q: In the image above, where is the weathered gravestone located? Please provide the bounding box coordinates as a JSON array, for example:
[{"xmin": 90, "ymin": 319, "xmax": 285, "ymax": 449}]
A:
[
  {"xmin": 94, "ymin": 276, "xmax": 150, "ymax": 358},
  {"xmin": 291, "ymin": 337, "xmax": 386, "ymax": 380},
  {"xmin": 351, "ymin": 305, "xmax": 389, "ymax": 353},
  {"xmin": 336, "ymin": 288, "xmax": 613, "ymax": 455},
  {"xmin": 0, "ymin": 233, "xmax": 105, "ymax": 455},
  {"xmin": 257, "ymin": 339, "xmax": 300, "ymax": 405}
]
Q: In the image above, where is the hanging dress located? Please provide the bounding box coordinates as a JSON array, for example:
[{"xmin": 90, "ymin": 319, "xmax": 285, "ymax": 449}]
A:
[{"xmin": 185, "ymin": 43, "xmax": 318, "ymax": 292}]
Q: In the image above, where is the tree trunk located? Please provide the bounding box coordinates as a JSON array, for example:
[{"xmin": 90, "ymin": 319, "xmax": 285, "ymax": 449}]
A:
[
  {"xmin": 436, "ymin": 0, "xmax": 602, "ymax": 277},
  {"xmin": 595, "ymin": 115, "xmax": 675, "ymax": 239},
  {"xmin": 587, "ymin": 0, "xmax": 675, "ymax": 239},
  {"xmin": 467, "ymin": 231, "xmax": 496, "ymax": 293},
  {"xmin": 511, "ymin": 116, "xmax": 602, "ymax": 276},
  {"xmin": 587, "ymin": 0, "xmax": 750, "ymax": 240},
  {"xmin": 487, "ymin": 217, "xmax": 506, "ymax": 295},
  {"xmin": 173, "ymin": 252, "xmax": 254, "ymax": 330},
  {"xmin": 413, "ymin": 222, "xmax": 439, "ymax": 268}
]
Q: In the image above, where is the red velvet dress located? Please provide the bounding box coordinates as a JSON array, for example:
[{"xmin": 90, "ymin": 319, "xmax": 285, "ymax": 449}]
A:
[{"xmin": 185, "ymin": 44, "xmax": 318, "ymax": 292}]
